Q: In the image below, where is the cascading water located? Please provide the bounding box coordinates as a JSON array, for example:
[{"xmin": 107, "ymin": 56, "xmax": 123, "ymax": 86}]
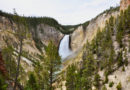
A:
[{"xmin": 59, "ymin": 35, "xmax": 72, "ymax": 60}]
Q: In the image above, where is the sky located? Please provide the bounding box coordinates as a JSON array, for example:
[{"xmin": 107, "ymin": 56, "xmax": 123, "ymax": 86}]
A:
[{"xmin": 0, "ymin": 0, "xmax": 120, "ymax": 25}]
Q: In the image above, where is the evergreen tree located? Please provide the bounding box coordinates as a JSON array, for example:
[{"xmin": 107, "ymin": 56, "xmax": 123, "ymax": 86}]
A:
[
  {"xmin": 116, "ymin": 82, "xmax": 122, "ymax": 90},
  {"xmin": 66, "ymin": 64, "xmax": 77, "ymax": 90},
  {"xmin": 117, "ymin": 51, "xmax": 124, "ymax": 67},
  {"xmin": 13, "ymin": 13, "xmax": 29, "ymax": 90},
  {"xmin": 82, "ymin": 50, "xmax": 95, "ymax": 90},
  {"xmin": 1, "ymin": 39, "xmax": 17, "ymax": 78},
  {"xmin": 25, "ymin": 73, "xmax": 38, "ymax": 90},
  {"xmin": 93, "ymin": 73, "xmax": 101, "ymax": 90},
  {"xmin": 45, "ymin": 41, "xmax": 61, "ymax": 90},
  {"xmin": 34, "ymin": 60, "xmax": 49, "ymax": 90},
  {"xmin": 0, "ymin": 74, "xmax": 7, "ymax": 90}
]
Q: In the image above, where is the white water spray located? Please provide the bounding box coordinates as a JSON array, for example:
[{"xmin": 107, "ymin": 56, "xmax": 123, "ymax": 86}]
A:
[{"xmin": 59, "ymin": 35, "xmax": 72, "ymax": 60}]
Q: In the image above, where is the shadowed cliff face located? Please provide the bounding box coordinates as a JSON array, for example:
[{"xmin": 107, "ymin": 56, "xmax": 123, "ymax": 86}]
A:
[
  {"xmin": 0, "ymin": 16, "xmax": 64, "ymax": 53},
  {"xmin": 33, "ymin": 24, "xmax": 64, "ymax": 47}
]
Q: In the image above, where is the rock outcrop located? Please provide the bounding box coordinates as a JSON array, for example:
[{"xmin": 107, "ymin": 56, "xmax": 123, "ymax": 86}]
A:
[
  {"xmin": 0, "ymin": 16, "xmax": 64, "ymax": 53},
  {"xmin": 0, "ymin": 15, "xmax": 64, "ymax": 80},
  {"xmin": 70, "ymin": 0, "xmax": 130, "ymax": 54},
  {"xmin": 120, "ymin": 0, "xmax": 130, "ymax": 10},
  {"xmin": 33, "ymin": 24, "xmax": 63, "ymax": 47},
  {"xmin": 70, "ymin": 26, "xmax": 85, "ymax": 51}
]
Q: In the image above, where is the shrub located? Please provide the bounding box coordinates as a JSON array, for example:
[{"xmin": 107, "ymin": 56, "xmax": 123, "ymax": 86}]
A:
[
  {"xmin": 102, "ymin": 85, "xmax": 107, "ymax": 90},
  {"xmin": 25, "ymin": 73, "xmax": 39, "ymax": 90},
  {"xmin": 116, "ymin": 82, "xmax": 122, "ymax": 90},
  {"xmin": 109, "ymin": 81, "xmax": 114, "ymax": 87},
  {"xmin": 93, "ymin": 74, "xmax": 100, "ymax": 88},
  {"xmin": 115, "ymin": 76, "xmax": 117, "ymax": 78},
  {"xmin": 117, "ymin": 51, "xmax": 124, "ymax": 67},
  {"xmin": 124, "ymin": 59, "xmax": 128, "ymax": 66},
  {"xmin": 122, "ymin": 66, "xmax": 125, "ymax": 71},
  {"xmin": 104, "ymin": 75, "xmax": 109, "ymax": 84},
  {"xmin": 0, "ymin": 74, "xmax": 7, "ymax": 90}
]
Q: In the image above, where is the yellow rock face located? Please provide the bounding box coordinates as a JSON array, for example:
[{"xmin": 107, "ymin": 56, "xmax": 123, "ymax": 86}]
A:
[
  {"xmin": 120, "ymin": 0, "xmax": 130, "ymax": 11},
  {"xmin": 70, "ymin": 26, "xmax": 85, "ymax": 51},
  {"xmin": 70, "ymin": 11, "xmax": 119, "ymax": 53}
]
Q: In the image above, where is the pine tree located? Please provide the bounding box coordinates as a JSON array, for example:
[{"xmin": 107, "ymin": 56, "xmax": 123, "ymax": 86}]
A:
[
  {"xmin": 13, "ymin": 13, "xmax": 29, "ymax": 90},
  {"xmin": 93, "ymin": 73, "xmax": 101, "ymax": 90},
  {"xmin": 0, "ymin": 74, "xmax": 7, "ymax": 90},
  {"xmin": 2, "ymin": 47, "xmax": 17, "ymax": 77},
  {"xmin": 82, "ymin": 50, "xmax": 95, "ymax": 90},
  {"xmin": 66, "ymin": 64, "xmax": 76, "ymax": 90},
  {"xmin": 34, "ymin": 60, "xmax": 48, "ymax": 90},
  {"xmin": 109, "ymin": 16, "xmax": 114, "ymax": 34},
  {"xmin": 45, "ymin": 41, "xmax": 61, "ymax": 90},
  {"xmin": 117, "ymin": 51, "xmax": 123, "ymax": 67},
  {"xmin": 25, "ymin": 73, "xmax": 38, "ymax": 90}
]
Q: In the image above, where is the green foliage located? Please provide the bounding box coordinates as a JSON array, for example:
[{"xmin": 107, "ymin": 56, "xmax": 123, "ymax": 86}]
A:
[
  {"xmin": 65, "ymin": 6, "xmax": 130, "ymax": 90},
  {"xmin": 25, "ymin": 73, "xmax": 39, "ymax": 90},
  {"xmin": 116, "ymin": 31, "xmax": 123, "ymax": 47},
  {"xmin": 34, "ymin": 61, "xmax": 49, "ymax": 90},
  {"xmin": 0, "ymin": 10, "xmax": 78, "ymax": 34},
  {"xmin": 91, "ymin": 18, "xmax": 115, "ymax": 72},
  {"xmin": 62, "ymin": 24, "xmax": 81, "ymax": 34},
  {"xmin": 0, "ymin": 74, "xmax": 8, "ymax": 90},
  {"xmin": 45, "ymin": 41, "xmax": 61, "ymax": 73},
  {"xmin": 33, "ymin": 37, "xmax": 44, "ymax": 52},
  {"xmin": 45, "ymin": 41, "xmax": 61, "ymax": 89},
  {"xmin": 2, "ymin": 45, "xmax": 26, "ymax": 85},
  {"xmin": 93, "ymin": 73, "xmax": 101, "ymax": 89},
  {"xmin": 25, "ymin": 41, "xmax": 61, "ymax": 90},
  {"xmin": 80, "ymin": 44, "xmax": 96, "ymax": 90},
  {"xmin": 0, "ymin": 10, "xmax": 60, "ymax": 29},
  {"xmin": 124, "ymin": 48, "xmax": 128, "ymax": 66},
  {"xmin": 102, "ymin": 85, "xmax": 107, "ymax": 90},
  {"xmin": 65, "ymin": 49, "xmax": 96, "ymax": 90},
  {"xmin": 117, "ymin": 51, "xmax": 124, "ymax": 67},
  {"xmin": 13, "ymin": 14, "xmax": 29, "ymax": 40},
  {"xmin": 104, "ymin": 74, "xmax": 109, "ymax": 84},
  {"xmin": 2, "ymin": 45, "xmax": 16, "ymax": 78},
  {"xmin": 94, "ymin": 6, "xmax": 119, "ymax": 20},
  {"xmin": 124, "ymin": 58, "xmax": 128, "ymax": 66},
  {"xmin": 66, "ymin": 64, "xmax": 77, "ymax": 90},
  {"xmin": 26, "ymin": 17, "xmax": 60, "ymax": 30},
  {"xmin": 122, "ymin": 66, "xmax": 125, "ymax": 71},
  {"xmin": 109, "ymin": 81, "xmax": 114, "ymax": 87},
  {"xmin": 0, "ymin": 4, "xmax": 129, "ymax": 90},
  {"xmin": 116, "ymin": 82, "xmax": 122, "ymax": 90},
  {"xmin": 82, "ymin": 21, "xmax": 89, "ymax": 30},
  {"xmin": 116, "ymin": 5, "xmax": 130, "ymax": 47}
]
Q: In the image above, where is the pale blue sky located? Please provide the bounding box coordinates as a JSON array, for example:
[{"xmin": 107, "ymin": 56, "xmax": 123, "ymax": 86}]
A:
[{"xmin": 0, "ymin": 0, "xmax": 120, "ymax": 25}]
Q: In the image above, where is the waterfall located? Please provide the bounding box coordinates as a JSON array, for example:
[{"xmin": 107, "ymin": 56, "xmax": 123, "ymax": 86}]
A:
[{"xmin": 59, "ymin": 35, "xmax": 72, "ymax": 60}]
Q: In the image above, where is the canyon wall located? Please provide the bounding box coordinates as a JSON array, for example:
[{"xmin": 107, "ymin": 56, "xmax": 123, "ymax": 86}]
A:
[
  {"xmin": 120, "ymin": 0, "xmax": 130, "ymax": 10},
  {"xmin": 70, "ymin": 10, "xmax": 119, "ymax": 52},
  {"xmin": 0, "ymin": 16, "xmax": 64, "ymax": 54}
]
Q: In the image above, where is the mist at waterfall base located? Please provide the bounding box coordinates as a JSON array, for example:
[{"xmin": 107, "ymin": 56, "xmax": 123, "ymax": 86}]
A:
[{"xmin": 59, "ymin": 35, "xmax": 72, "ymax": 60}]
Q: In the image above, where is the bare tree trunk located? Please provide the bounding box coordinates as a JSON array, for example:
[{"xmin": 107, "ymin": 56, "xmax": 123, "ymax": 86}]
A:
[{"xmin": 13, "ymin": 38, "xmax": 23, "ymax": 90}]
